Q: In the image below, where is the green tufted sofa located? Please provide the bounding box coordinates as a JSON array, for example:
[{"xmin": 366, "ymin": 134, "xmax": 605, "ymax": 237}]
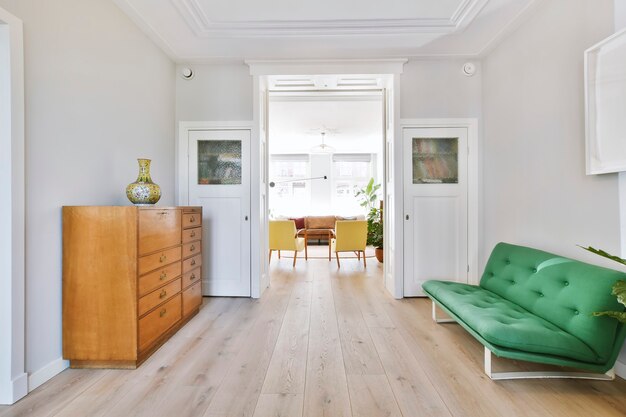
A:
[{"xmin": 423, "ymin": 242, "xmax": 626, "ymax": 380}]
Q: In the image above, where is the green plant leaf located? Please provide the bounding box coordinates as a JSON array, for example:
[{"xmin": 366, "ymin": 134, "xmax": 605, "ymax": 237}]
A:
[
  {"xmin": 612, "ymin": 280, "xmax": 626, "ymax": 308},
  {"xmin": 593, "ymin": 310, "xmax": 626, "ymax": 324},
  {"xmin": 578, "ymin": 245, "xmax": 626, "ymax": 267}
]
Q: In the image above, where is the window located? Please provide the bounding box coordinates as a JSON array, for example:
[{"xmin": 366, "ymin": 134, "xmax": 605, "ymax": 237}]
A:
[
  {"xmin": 269, "ymin": 155, "xmax": 310, "ymax": 216},
  {"xmin": 332, "ymin": 154, "xmax": 375, "ymax": 216}
]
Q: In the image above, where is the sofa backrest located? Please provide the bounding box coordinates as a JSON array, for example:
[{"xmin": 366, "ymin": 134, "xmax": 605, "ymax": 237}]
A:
[
  {"xmin": 305, "ymin": 216, "xmax": 336, "ymax": 230},
  {"xmin": 480, "ymin": 242, "xmax": 626, "ymax": 362}
]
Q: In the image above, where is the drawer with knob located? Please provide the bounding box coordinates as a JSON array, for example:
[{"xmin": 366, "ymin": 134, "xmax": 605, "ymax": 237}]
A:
[
  {"xmin": 183, "ymin": 213, "xmax": 201, "ymax": 229},
  {"xmin": 182, "ymin": 254, "xmax": 202, "ymax": 274},
  {"xmin": 182, "ymin": 227, "xmax": 201, "ymax": 244},
  {"xmin": 182, "ymin": 241, "xmax": 201, "ymax": 259},
  {"xmin": 138, "ymin": 262, "xmax": 181, "ymax": 297},
  {"xmin": 138, "ymin": 294, "xmax": 182, "ymax": 352},
  {"xmin": 138, "ymin": 278, "xmax": 181, "ymax": 317},
  {"xmin": 183, "ymin": 267, "xmax": 201, "ymax": 288},
  {"xmin": 138, "ymin": 246, "xmax": 181, "ymax": 275},
  {"xmin": 138, "ymin": 209, "xmax": 182, "ymax": 255}
]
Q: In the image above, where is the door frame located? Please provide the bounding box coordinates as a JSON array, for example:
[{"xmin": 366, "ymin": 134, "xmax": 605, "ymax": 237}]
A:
[
  {"xmin": 176, "ymin": 121, "xmax": 255, "ymax": 295},
  {"xmin": 0, "ymin": 6, "xmax": 26, "ymax": 405},
  {"xmin": 400, "ymin": 118, "xmax": 480, "ymax": 286},
  {"xmin": 247, "ymin": 59, "xmax": 407, "ymax": 299}
]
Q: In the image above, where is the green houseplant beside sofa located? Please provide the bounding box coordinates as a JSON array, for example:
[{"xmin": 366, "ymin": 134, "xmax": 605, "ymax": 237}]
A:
[{"xmin": 423, "ymin": 242, "xmax": 626, "ymax": 380}]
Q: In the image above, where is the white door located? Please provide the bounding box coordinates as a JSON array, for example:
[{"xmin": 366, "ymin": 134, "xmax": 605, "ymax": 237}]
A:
[
  {"xmin": 403, "ymin": 127, "xmax": 468, "ymax": 296},
  {"xmin": 188, "ymin": 129, "xmax": 251, "ymax": 297}
]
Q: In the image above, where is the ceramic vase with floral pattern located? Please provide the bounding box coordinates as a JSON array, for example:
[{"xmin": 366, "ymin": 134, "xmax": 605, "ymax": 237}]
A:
[{"xmin": 126, "ymin": 158, "xmax": 161, "ymax": 205}]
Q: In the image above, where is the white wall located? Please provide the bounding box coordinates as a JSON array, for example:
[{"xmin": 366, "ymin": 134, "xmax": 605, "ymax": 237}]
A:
[
  {"xmin": 176, "ymin": 63, "xmax": 253, "ymax": 122},
  {"xmin": 175, "ymin": 60, "xmax": 482, "ymax": 125},
  {"xmin": 482, "ymin": 0, "xmax": 618, "ymax": 264},
  {"xmin": 401, "ymin": 59, "xmax": 482, "ymax": 119},
  {"xmin": 483, "ymin": 0, "xmax": 625, "ymax": 376},
  {"xmin": 0, "ymin": 0, "xmax": 175, "ymax": 389}
]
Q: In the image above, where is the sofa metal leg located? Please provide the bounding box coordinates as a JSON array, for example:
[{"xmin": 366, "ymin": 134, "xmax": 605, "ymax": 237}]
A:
[
  {"xmin": 431, "ymin": 301, "xmax": 456, "ymax": 323},
  {"xmin": 483, "ymin": 347, "xmax": 615, "ymax": 381}
]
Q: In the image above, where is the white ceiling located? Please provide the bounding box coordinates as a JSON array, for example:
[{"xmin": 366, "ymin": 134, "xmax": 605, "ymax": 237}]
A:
[
  {"xmin": 268, "ymin": 97, "xmax": 383, "ymax": 154},
  {"xmin": 113, "ymin": 0, "xmax": 541, "ymax": 61}
]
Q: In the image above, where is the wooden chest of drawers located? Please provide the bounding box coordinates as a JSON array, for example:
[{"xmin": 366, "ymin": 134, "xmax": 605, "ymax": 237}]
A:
[{"xmin": 62, "ymin": 206, "xmax": 203, "ymax": 369}]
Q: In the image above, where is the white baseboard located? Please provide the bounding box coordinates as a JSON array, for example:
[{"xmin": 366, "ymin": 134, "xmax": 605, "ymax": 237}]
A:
[
  {"xmin": 28, "ymin": 357, "xmax": 69, "ymax": 392},
  {"xmin": 0, "ymin": 372, "xmax": 28, "ymax": 405},
  {"xmin": 615, "ymin": 359, "xmax": 626, "ymax": 380}
]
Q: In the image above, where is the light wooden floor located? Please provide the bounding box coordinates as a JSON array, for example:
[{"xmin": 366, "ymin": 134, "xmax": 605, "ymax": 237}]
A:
[{"xmin": 2, "ymin": 256, "xmax": 626, "ymax": 417}]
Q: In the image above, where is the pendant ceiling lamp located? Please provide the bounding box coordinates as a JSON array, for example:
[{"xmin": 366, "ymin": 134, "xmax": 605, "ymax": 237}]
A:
[{"xmin": 310, "ymin": 131, "xmax": 335, "ymax": 153}]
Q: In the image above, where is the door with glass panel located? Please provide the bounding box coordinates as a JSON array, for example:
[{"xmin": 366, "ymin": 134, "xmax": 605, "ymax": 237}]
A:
[
  {"xmin": 188, "ymin": 130, "xmax": 251, "ymax": 296},
  {"xmin": 403, "ymin": 127, "xmax": 468, "ymax": 296}
]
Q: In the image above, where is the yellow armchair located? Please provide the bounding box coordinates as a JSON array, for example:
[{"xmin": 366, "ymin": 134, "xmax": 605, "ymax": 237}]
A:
[
  {"xmin": 331, "ymin": 220, "xmax": 368, "ymax": 268},
  {"xmin": 269, "ymin": 220, "xmax": 306, "ymax": 267}
]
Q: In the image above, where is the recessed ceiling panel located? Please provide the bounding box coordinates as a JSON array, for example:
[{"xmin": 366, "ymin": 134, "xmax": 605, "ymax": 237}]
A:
[
  {"xmin": 192, "ymin": 0, "xmax": 462, "ymax": 22},
  {"xmin": 112, "ymin": 0, "xmax": 542, "ymax": 61}
]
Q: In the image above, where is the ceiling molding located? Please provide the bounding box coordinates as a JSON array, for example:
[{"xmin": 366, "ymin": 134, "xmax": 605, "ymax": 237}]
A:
[
  {"xmin": 245, "ymin": 59, "xmax": 408, "ymax": 76},
  {"xmin": 171, "ymin": 0, "xmax": 488, "ymax": 37},
  {"xmin": 451, "ymin": 0, "xmax": 490, "ymax": 30}
]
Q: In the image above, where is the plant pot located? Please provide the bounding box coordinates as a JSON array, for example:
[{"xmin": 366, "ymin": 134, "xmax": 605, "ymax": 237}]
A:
[{"xmin": 375, "ymin": 247, "xmax": 383, "ymax": 263}]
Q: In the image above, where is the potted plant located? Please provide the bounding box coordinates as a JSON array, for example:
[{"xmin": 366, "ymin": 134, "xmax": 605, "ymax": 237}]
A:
[
  {"xmin": 355, "ymin": 178, "xmax": 381, "ymax": 211},
  {"xmin": 356, "ymin": 179, "xmax": 383, "ymax": 263},
  {"xmin": 579, "ymin": 246, "xmax": 626, "ymax": 323},
  {"xmin": 367, "ymin": 206, "xmax": 383, "ymax": 263}
]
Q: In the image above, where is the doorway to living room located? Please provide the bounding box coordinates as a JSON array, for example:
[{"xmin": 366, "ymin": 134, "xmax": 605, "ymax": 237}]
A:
[
  {"xmin": 266, "ymin": 77, "xmax": 385, "ymax": 274},
  {"xmin": 248, "ymin": 60, "xmax": 405, "ymax": 299}
]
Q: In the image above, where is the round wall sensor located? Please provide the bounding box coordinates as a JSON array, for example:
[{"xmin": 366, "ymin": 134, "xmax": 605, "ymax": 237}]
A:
[
  {"xmin": 462, "ymin": 62, "xmax": 476, "ymax": 77},
  {"xmin": 180, "ymin": 67, "xmax": 194, "ymax": 80}
]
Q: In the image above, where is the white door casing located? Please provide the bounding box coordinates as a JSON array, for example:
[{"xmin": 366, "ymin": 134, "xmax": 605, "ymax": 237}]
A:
[
  {"xmin": 403, "ymin": 126, "xmax": 469, "ymax": 296},
  {"xmin": 383, "ymin": 78, "xmax": 404, "ymax": 299},
  {"xmin": 254, "ymin": 77, "xmax": 270, "ymax": 297},
  {"xmin": 0, "ymin": 6, "xmax": 26, "ymax": 405},
  {"xmin": 188, "ymin": 129, "xmax": 252, "ymax": 297}
]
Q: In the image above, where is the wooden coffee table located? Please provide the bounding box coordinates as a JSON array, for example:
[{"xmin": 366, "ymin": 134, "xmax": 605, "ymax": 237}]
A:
[{"xmin": 303, "ymin": 228, "xmax": 335, "ymax": 261}]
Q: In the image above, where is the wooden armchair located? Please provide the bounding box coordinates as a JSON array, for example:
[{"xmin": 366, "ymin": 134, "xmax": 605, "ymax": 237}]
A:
[
  {"xmin": 331, "ymin": 220, "xmax": 368, "ymax": 268},
  {"xmin": 269, "ymin": 220, "xmax": 306, "ymax": 267}
]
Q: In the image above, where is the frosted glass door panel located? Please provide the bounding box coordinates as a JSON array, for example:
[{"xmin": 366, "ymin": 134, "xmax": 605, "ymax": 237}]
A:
[
  {"xmin": 197, "ymin": 140, "xmax": 242, "ymax": 185},
  {"xmin": 412, "ymin": 138, "xmax": 458, "ymax": 184}
]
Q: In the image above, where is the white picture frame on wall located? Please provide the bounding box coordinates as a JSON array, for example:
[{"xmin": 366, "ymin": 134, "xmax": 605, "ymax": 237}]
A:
[{"xmin": 585, "ymin": 27, "xmax": 626, "ymax": 175}]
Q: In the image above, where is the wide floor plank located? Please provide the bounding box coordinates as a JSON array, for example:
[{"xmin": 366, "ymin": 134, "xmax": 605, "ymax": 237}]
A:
[
  {"xmin": 346, "ymin": 374, "xmax": 402, "ymax": 417},
  {"xmin": 253, "ymin": 394, "xmax": 303, "ymax": 417},
  {"xmin": 302, "ymin": 274, "xmax": 352, "ymax": 417},
  {"xmin": 261, "ymin": 282, "xmax": 312, "ymax": 395}
]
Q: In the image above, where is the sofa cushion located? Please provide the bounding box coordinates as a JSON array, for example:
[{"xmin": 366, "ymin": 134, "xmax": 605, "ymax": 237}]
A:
[
  {"xmin": 423, "ymin": 280, "xmax": 601, "ymax": 363},
  {"xmin": 305, "ymin": 216, "xmax": 336, "ymax": 230},
  {"xmin": 479, "ymin": 243, "xmax": 626, "ymax": 363},
  {"xmin": 289, "ymin": 217, "xmax": 305, "ymax": 230}
]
